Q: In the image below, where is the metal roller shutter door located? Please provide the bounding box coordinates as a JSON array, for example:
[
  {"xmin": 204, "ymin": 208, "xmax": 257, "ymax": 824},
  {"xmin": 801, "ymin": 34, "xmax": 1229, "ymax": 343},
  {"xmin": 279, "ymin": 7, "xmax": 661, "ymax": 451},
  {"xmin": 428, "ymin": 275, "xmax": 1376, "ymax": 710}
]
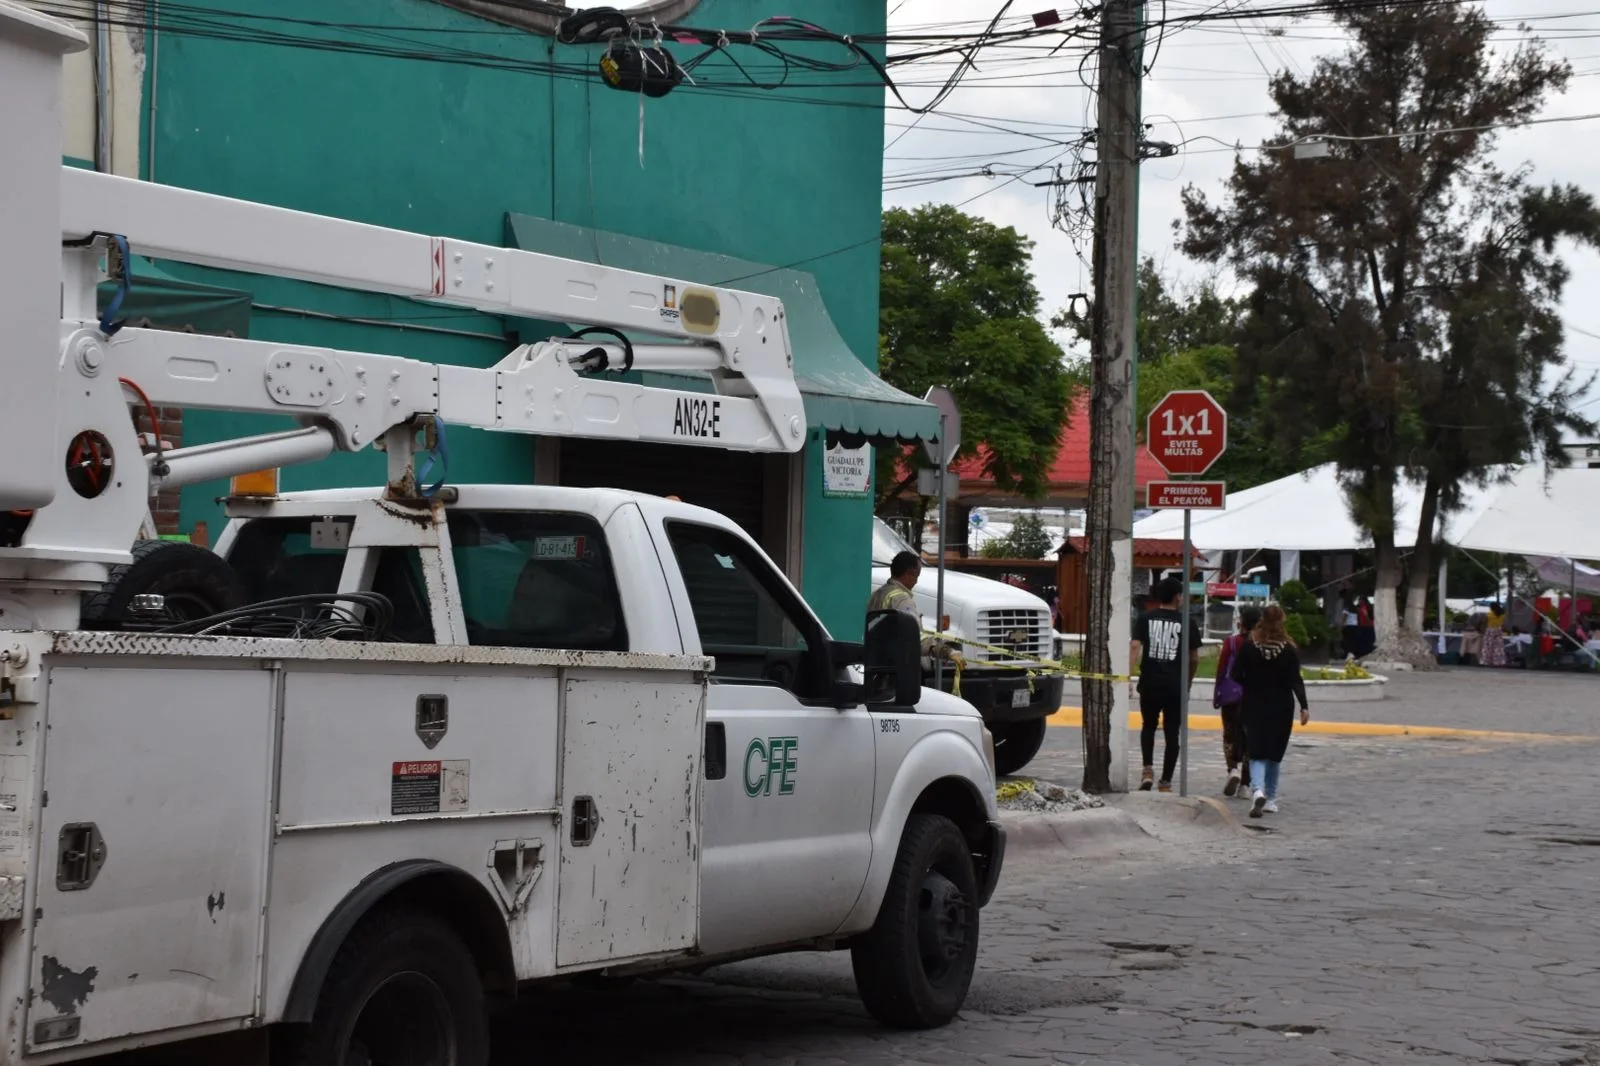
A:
[{"xmin": 556, "ymin": 439, "xmax": 766, "ymax": 545}]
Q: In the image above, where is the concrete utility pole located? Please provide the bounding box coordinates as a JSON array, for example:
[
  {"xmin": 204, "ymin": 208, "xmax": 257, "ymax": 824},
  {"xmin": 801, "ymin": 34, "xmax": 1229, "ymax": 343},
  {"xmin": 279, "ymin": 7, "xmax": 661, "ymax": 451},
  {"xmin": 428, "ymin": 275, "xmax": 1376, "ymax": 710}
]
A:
[{"xmin": 1082, "ymin": 0, "xmax": 1144, "ymax": 794}]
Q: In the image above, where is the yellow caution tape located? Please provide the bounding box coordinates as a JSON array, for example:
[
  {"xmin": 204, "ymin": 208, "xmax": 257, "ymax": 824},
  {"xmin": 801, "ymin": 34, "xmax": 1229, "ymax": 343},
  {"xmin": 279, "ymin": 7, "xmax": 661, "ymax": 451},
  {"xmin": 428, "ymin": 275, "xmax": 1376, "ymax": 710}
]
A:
[{"xmin": 922, "ymin": 630, "xmax": 1140, "ymax": 684}]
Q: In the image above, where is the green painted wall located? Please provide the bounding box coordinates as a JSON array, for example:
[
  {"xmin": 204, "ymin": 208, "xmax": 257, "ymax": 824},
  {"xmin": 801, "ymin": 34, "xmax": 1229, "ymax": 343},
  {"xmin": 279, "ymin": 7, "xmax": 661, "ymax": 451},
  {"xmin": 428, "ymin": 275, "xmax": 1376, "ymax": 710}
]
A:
[{"xmin": 146, "ymin": 0, "xmax": 885, "ymax": 637}]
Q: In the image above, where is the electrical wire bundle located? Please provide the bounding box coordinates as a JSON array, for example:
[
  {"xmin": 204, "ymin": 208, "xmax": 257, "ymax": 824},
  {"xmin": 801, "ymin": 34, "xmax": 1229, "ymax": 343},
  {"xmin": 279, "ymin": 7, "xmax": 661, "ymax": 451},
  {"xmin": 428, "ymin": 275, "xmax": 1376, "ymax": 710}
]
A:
[
  {"xmin": 154, "ymin": 592, "xmax": 396, "ymax": 642},
  {"xmin": 32, "ymin": 0, "xmax": 1097, "ymax": 114},
  {"xmin": 1047, "ymin": 134, "xmax": 1098, "ymax": 250}
]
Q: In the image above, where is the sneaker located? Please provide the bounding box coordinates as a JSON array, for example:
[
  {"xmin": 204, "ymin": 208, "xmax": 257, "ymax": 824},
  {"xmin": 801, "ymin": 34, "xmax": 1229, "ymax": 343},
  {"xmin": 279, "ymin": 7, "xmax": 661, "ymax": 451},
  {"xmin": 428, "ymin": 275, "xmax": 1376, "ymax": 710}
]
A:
[
  {"xmin": 1224, "ymin": 771, "xmax": 1240, "ymax": 797},
  {"xmin": 1263, "ymin": 798, "xmax": 1279, "ymax": 814},
  {"xmin": 1158, "ymin": 780, "xmax": 1172, "ymax": 793},
  {"xmin": 1249, "ymin": 789, "xmax": 1267, "ymax": 818},
  {"xmin": 1139, "ymin": 768, "xmax": 1154, "ymax": 791}
]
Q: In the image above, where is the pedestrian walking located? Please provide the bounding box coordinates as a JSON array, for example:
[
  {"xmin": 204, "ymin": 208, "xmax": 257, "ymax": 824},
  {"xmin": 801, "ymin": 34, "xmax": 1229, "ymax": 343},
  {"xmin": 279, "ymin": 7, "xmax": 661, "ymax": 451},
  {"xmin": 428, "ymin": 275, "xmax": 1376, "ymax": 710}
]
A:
[
  {"xmin": 1130, "ymin": 576, "xmax": 1202, "ymax": 793},
  {"xmin": 1481, "ymin": 601, "xmax": 1508, "ymax": 667},
  {"xmin": 1340, "ymin": 592, "xmax": 1360, "ymax": 659},
  {"xmin": 1231, "ymin": 603, "xmax": 1311, "ymax": 818},
  {"xmin": 1212, "ymin": 605, "xmax": 1261, "ymax": 797}
]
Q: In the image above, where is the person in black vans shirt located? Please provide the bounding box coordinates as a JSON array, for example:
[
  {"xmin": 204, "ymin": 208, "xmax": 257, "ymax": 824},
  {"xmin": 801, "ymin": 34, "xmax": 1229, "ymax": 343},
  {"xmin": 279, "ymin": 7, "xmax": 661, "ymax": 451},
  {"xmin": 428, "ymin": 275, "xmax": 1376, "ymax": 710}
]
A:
[{"xmin": 1130, "ymin": 577, "xmax": 1203, "ymax": 792}]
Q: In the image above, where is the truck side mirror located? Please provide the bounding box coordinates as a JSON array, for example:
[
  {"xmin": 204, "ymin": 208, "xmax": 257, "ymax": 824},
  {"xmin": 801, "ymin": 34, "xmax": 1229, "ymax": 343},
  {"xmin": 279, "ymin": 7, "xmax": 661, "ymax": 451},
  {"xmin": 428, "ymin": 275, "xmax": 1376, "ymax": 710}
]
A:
[
  {"xmin": 828, "ymin": 640, "xmax": 865, "ymax": 667},
  {"xmin": 863, "ymin": 609, "xmax": 922, "ymax": 707}
]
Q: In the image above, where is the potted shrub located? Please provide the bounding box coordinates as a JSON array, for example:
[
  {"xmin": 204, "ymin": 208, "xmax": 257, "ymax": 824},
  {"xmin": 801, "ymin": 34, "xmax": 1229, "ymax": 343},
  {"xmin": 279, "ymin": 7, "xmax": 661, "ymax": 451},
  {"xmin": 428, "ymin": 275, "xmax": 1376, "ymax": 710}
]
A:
[{"xmin": 1278, "ymin": 580, "xmax": 1332, "ymax": 664}]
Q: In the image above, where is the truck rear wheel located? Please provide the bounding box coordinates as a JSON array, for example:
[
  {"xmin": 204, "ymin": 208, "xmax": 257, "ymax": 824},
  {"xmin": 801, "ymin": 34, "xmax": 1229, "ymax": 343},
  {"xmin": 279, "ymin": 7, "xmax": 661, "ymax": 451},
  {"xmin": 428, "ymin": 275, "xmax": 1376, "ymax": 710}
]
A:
[
  {"xmin": 275, "ymin": 906, "xmax": 488, "ymax": 1066},
  {"xmin": 850, "ymin": 813, "xmax": 979, "ymax": 1029},
  {"xmin": 992, "ymin": 716, "xmax": 1048, "ymax": 776}
]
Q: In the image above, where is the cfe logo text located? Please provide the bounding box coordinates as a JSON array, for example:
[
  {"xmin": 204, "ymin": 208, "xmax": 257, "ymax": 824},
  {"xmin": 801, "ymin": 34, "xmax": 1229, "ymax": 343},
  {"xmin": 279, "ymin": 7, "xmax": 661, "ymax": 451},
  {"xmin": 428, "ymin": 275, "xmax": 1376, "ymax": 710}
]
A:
[{"xmin": 744, "ymin": 736, "xmax": 798, "ymax": 797}]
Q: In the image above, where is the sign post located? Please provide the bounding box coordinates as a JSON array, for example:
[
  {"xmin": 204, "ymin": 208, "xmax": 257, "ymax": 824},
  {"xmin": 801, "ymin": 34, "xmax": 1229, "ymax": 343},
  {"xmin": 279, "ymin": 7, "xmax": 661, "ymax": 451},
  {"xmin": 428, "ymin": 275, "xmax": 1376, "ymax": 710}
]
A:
[
  {"xmin": 923, "ymin": 387, "xmax": 961, "ymax": 690},
  {"xmin": 1147, "ymin": 390, "xmax": 1228, "ymax": 798}
]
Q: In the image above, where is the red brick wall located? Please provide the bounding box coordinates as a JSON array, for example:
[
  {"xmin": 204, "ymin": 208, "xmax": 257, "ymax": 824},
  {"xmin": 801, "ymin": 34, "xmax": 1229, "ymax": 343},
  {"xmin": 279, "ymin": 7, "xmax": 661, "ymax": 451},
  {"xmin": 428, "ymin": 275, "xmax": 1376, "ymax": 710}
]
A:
[{"xmin": 128, "ymin": 404, "xmax": 185, "ymax": 536}]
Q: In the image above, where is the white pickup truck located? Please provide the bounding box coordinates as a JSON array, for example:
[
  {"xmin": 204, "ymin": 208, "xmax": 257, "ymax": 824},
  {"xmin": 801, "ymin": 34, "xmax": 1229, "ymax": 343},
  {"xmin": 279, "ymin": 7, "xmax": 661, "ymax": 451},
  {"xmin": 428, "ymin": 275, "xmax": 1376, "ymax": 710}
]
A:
[
  {"xmin": 871, "ymin": 519, "xmax": 1064, "ymax": 775},
  {"xmin": 0, "ymin": 12, "xmax": 1005, "ymax": 1060},
  {"xmin": 4, "ymin": 490, "xmax": 1005, "ymax": 1064}
]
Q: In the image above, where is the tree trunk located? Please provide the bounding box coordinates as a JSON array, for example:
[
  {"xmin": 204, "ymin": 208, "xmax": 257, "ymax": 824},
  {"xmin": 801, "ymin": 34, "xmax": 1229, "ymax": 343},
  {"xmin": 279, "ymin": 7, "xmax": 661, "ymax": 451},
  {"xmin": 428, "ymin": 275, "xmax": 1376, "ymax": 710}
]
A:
[
  {"xmin": 1386, "ymin": 474, "xmax": 1444, "ymax": 670},
  {"xmin": 1404, "ymin": 475, "xmax": 1441, "ymax": 634},
  {"xmin": 1369, "ymin": 528, "xmax": 1439, "ymax": 669},
  {"xmin": 1364, "ymin": 466, "xmax": 1407, "ymax": 662},
  {"xmin": 1370, "ymin": 536, "xmax": 1404, "ymax": 658}
]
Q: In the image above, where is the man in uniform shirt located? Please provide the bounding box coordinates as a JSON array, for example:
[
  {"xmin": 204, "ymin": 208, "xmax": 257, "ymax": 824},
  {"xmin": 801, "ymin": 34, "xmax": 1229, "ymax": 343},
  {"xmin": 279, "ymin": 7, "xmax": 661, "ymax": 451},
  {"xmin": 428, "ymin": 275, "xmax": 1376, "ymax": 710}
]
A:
[
  {"xmin": 869, "ymin": 551, "xmax": 963, "ymax": 663},
  {"xmin": 1130, "ymin": 576, "xmax": 1203, "ymax": 792}
]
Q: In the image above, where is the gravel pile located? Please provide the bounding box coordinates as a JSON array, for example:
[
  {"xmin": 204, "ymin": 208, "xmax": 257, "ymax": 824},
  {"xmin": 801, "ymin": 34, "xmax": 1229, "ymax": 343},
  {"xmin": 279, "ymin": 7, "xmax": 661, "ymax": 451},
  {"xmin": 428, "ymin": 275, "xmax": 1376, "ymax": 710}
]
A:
[{"xmin": 996, "ymin": 779, "xmax": 1106, "ymax": 813}]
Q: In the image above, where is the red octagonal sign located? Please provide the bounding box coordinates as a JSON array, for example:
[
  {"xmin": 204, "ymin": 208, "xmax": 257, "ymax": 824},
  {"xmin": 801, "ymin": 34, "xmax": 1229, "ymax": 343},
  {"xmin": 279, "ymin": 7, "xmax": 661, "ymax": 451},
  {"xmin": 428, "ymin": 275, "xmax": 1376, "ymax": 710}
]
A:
[{"xmin": 1148, "ymin": 389, "xmax": 1228, "ymax": 476}]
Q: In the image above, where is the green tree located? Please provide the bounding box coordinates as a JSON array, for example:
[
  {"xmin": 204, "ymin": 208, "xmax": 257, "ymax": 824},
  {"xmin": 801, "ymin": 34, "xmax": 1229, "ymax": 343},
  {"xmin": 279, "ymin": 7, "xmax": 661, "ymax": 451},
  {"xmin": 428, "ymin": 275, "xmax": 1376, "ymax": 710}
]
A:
[
  {"xmin": 1401, "ymin": 179, "xmax": 1599, "ymax": 630},
  {"xmin": 978, "ymin": 511, "xmax": 1053, "ymax": 560},
  {"xmin": 878, "ymin": 205, "xmax": 1078, "ymax": 508},
  {"xmin": 1056, "ymin": 256, "xmax": 1242, "ymax": 364},
  {"xmin": 1180, "ymin": 0, "xmax": 1586, "ymax": 660}
]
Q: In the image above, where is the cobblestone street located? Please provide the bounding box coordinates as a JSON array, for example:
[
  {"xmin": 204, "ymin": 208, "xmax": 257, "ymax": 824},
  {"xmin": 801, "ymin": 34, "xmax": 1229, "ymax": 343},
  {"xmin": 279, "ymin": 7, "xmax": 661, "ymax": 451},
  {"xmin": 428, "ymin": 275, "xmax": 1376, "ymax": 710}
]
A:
[{"xmin": 498, "ymin": 669, "xmax": 1600, "ymax": 1065}]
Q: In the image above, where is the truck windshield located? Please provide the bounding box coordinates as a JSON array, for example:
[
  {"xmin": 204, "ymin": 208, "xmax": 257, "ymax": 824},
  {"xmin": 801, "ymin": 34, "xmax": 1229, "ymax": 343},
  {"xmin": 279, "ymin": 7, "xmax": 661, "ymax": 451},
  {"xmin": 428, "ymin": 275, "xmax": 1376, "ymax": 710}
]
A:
[{"xmin": 872, "ymin": 517, "xmax": 918, "ymax": 566}]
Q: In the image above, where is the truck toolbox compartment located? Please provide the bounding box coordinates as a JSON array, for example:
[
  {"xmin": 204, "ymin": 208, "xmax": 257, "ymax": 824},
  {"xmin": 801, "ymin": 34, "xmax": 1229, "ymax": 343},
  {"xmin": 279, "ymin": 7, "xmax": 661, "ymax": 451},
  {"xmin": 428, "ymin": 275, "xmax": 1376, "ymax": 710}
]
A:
[{"xmin": 25, "ymin": 635, "xmax": 708, "ymax": 1055}]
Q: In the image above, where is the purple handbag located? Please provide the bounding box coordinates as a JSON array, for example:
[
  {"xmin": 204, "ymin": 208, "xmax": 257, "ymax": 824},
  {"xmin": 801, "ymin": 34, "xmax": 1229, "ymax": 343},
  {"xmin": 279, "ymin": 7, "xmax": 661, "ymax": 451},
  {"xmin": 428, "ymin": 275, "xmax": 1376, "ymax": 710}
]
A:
[{"xmin": 1214, "ymin": 635, "xmax": 1245, "ymax": 707}]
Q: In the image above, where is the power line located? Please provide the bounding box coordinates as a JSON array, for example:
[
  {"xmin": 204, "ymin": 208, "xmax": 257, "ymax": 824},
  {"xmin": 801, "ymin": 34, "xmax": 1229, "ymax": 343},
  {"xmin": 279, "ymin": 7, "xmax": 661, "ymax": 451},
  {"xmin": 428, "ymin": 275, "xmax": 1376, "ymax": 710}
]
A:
[
  {"xmin": 1177, "ymin": 108, "xmax": 1600, "ymax": 155},
  {"xmin": 35, "ymin": 0, "xmax": 1088, "ymax": 115}
]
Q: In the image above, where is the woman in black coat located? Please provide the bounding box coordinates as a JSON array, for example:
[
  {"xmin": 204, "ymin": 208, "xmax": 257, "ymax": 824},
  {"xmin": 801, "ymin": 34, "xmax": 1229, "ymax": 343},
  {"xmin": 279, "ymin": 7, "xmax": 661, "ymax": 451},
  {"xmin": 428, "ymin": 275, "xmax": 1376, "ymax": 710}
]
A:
[{"xmin": 1231, "ymin": 603, "xmax": 1311, "ymax": 818}]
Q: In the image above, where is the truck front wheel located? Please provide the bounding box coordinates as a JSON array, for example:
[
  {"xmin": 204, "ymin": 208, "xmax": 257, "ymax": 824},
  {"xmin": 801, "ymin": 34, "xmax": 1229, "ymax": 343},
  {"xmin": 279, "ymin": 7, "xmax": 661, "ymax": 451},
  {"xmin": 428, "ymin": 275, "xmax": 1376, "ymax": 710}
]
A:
[
  {"xmin": 850, "ymin": 814, "xmax": 979, "ymax": 1029},
  {"xmin": 275, "ymin": 906, "xmax": 488, "ymax": 1066},
  {"xmin": 991, "ymin": 716, "xmax": 1049, "ymax": 776}
]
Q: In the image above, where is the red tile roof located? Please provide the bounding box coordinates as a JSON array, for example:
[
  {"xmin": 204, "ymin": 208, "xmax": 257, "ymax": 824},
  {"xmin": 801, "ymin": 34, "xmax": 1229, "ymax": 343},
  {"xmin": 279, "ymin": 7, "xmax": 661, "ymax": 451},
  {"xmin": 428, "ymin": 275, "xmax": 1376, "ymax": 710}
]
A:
[
  {"xmin": 947, "ymin": 391, "xmax": 1170, "ymax": 493},
  {"xmin": 1063, "ymin": 536, "xmax": 1206, "ymax": 563}
]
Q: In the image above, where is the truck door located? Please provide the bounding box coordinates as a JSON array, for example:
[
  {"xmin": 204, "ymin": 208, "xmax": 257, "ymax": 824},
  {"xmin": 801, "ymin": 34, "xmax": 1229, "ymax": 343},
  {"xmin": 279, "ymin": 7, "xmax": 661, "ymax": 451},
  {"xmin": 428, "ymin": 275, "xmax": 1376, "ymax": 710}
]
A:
[{"xmin": 657, "ymin": 520, "xmax": 875, "ymax": 955}]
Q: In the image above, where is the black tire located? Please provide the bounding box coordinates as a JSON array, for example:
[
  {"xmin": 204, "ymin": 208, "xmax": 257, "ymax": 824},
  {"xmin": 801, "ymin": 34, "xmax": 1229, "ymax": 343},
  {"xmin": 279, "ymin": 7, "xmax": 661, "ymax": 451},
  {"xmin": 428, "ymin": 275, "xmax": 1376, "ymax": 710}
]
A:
[
  {"xmin": 81, "ymin": 539, "xmax": 248, "ymax": 627},
  {"xmin": 850, "ymin": 813, "xmax": 980, "ymax": 1030},
  {"xmin": 273, "ymin": 906, "xmax": 488, "ymax": 1066},
  {"xmin": 991, "ymin": 716, "xmax": 1049, "ymax": 776}
]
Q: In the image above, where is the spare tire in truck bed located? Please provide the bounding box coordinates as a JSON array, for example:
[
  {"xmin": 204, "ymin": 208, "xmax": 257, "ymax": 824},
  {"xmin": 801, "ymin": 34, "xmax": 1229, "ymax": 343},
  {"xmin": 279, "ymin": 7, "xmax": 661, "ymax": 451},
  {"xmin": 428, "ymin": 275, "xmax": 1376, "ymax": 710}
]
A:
[{"xmin": 81, "ymin": 539, "xmax": 249, "ymax": 628}]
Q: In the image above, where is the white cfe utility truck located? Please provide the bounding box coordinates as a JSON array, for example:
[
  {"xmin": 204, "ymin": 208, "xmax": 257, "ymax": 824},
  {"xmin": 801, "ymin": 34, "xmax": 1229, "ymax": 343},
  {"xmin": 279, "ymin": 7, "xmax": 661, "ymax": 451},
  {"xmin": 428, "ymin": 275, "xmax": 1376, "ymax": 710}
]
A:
[{"xmin": 0, "ymin": 7, "xmax": 1004, "ymax": 1064}]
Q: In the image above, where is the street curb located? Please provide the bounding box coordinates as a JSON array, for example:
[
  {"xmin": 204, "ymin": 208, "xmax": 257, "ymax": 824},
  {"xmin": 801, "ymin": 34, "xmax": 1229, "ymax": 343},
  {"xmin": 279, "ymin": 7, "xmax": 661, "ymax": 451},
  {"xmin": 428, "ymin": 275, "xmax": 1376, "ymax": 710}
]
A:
[
  {"xmin": 1194, "ymin": 795, "xmax": 1242, "ymax": 830},
  {"xmin": 1043, "ymin": 707, "xmax": 1585, "ymax": 740},
  {"xmin": 1111, "ymin": 792, "xmax": 1240, "ymax": 830},
  {"xmin": 1000, "ymin": 789, "xmax": 1254, "ymax": 859},
  {"xmin": 1000, "ymin": 806, "xmax": 1152, "ymax": 856}
]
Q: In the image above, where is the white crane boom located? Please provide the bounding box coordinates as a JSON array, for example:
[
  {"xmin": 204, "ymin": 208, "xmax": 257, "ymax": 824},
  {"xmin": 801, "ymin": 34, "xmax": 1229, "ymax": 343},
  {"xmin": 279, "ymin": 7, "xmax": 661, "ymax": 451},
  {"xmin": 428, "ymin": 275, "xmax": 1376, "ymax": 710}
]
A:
[
  {"xmin": 0, "ymin": 2, "xmax": 811, "ymax": 630},
  {"xmin": 55, "ymin": 168, "xmax": 806, "ymax": 469},
  {"xmin": 0, "ymin": 5, "xmax": 807, "ymax": 611}
]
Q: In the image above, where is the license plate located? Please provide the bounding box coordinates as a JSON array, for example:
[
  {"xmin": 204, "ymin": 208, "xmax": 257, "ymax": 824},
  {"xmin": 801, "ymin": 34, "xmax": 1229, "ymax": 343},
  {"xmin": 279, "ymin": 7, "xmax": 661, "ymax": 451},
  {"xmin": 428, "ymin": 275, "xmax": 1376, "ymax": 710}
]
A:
[{"xmin": 1011, "ymin": 688, "xmax": 1031, "ymax": 709}]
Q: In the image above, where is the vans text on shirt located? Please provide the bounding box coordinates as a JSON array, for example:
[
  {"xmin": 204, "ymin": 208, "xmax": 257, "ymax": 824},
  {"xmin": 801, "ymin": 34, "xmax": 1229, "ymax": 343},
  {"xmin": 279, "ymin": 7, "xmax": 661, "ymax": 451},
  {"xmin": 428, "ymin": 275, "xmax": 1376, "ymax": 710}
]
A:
[{"xmin": 1134, "ymin": 607, "xmax": 1202, "ymax": 692}]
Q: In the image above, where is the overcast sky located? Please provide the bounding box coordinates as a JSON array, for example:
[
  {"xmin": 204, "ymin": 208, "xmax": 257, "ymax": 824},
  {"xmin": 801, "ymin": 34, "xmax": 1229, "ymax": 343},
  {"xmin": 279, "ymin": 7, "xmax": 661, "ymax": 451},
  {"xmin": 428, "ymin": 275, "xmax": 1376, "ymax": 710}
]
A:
[{"xmin": 880, "ymin": 0, "xmax": 1600, "ymax": 431}]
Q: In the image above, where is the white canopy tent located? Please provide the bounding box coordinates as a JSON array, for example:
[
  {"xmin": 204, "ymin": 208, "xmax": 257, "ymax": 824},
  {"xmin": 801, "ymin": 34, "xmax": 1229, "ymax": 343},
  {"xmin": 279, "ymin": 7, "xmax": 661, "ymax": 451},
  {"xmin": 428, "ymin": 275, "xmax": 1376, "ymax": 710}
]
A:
[
  {"xmin": 1131, "ymin": 463, "xmax": 1499, "ymax": 553},
  {"xmin": 1449, "ymin": 463, "xmax": 1600, "ymax": 558},
  {"xmin": 1132, "ymin": 459, "xmax": 1599, "ymax": 663},
  {"xmin": 1527, "ymin": 556, "xmax": 1600, "ymax": 597}
]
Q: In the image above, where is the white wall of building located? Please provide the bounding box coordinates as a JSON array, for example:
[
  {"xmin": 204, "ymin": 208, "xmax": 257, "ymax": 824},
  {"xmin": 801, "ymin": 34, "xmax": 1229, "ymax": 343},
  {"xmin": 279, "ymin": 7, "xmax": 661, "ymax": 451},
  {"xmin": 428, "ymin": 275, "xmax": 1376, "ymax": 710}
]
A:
[{"xmin": 39, "ymin": 3, "xmax": 145, "ymax": 174}]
